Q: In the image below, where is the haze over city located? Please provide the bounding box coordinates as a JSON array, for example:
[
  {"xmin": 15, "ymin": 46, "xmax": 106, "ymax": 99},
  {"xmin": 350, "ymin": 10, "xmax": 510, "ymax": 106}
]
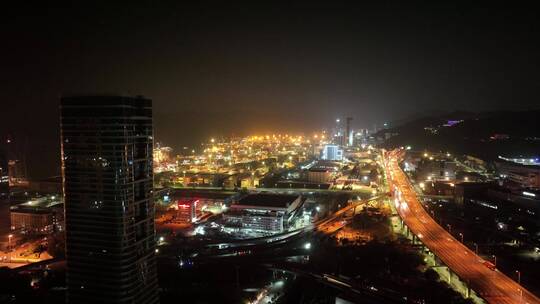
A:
[{"xmin": 3, "ymin": 2, "xmax": 540, "ymax": 178}]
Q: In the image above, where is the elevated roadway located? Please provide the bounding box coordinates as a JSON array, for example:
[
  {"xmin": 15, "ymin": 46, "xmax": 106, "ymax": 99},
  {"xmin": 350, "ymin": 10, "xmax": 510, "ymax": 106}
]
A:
[
  {"xmin": 383, "ymin": 149, "xmax": 539, "ymax": 304},
  {"xmin": 198, "ymin": 196, "xmax": 382, "ymax": 257},
  {"xmin": 168, "ymin": 185, "xmax": 373, "ymax": 196}
]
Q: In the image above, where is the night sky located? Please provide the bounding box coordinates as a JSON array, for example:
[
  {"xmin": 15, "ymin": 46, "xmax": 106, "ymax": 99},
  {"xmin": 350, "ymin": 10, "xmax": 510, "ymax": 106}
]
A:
[{"xmin": 2, "ymin": 2, "xmax": 539, "ymax": 178}]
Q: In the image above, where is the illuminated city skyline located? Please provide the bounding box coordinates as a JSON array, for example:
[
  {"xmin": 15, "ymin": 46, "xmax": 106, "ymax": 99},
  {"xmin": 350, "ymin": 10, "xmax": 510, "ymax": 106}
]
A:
[{"xmin": 1, "ymin": 2, "xmax": 540, "ymax": 304}]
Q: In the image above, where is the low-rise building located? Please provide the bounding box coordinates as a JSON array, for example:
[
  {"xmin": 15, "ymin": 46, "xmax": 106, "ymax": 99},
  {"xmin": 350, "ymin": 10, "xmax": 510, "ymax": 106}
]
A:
[
  {"xmin": 417, "ymin": 159, "xmax": 457, "ymax": 182},
  {"xmin": 464, "ymin": 155, "xmax": 487, "ymax": 172},
  {"xmin": 167, "ymin": 189, "xmax": 238, "ymax": 213},
  {"xmin": 8, "ymin": 159, "xmax": 28, "ymax": 187},
  {"xmin": 495, "ymin": 160, "xmax": 540, "ymax": 190},
  {"xmin": 9, "ymin": 196, "xmax": 63, "ymax": 235},
  {"xmin": 320, "ymin": 145, "xmax": 343, "ymax": 161},
  {"xmin": 239, "ymin": 173, "xmax": 260, "ymax": 188},
  {"xmin": 173, "ymin": 199, "xmax": 199, "ymax": 223},
  {"xmin": 307, "ymin": 168, "xmax": 332, "ymax": 184},
  {"xmin": 224, "ymin": 193, "xmax": 302, "ymax": 233},
  {"xmin": 11, "ymin": 209, "xmax": 52, "ymax": 234}
]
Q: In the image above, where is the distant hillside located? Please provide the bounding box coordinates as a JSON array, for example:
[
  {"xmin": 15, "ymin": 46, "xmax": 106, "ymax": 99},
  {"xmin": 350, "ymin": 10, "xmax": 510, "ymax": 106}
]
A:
[{"xmin": 379, "ymin": 110, "xmax": 540, "ymax": 161}]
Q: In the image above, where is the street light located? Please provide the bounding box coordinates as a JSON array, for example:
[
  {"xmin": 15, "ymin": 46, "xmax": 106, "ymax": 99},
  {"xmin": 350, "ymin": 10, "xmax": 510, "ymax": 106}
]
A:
[
  {"xmin": 459, "ymin": 232, "xmax": 464, "ymax": 243},
  {"xmin": 446, "ymin": 224, "xmax": 452, "ymax": 234},
  {"xmin": 473, "ymin": 243, "xmax": 478, "ymax": 255},
  {"xmin": 492, "ymin": 255, "xmax": 497, "ymax": 267},
  {"xmin": 515, "ymin": 270, "xmax": 521, "ymax": 285}
]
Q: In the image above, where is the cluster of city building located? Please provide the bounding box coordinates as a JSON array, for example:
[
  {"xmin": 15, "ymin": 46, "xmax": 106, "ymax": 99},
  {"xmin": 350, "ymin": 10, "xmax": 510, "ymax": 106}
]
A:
[
  {"xmin": 149, "ymin": 132, "xmax": 383, "ymax": 239},
  {"xmin": 2, "ymin": 94, "xmax": 539, "ymax": 304},
  {"xmin": 0, "ymin": 95, "xmax": 413, "ymax": 303},
  {"xmin": 153, "ymin": 134, "xmax": 332, "ymax": 186},
  {"xmin": 404, "ymin": 149, "xmax": 540, "ymax": 244},
  {"xmin": 150, "ymin": 118, "xmax": 386, "ymax": 191},
  {"xmin": 155, "ymin": 189, "xmax": 305, "ymax": 235},
  {"xmin": 1, "ymin": 106, "xmax": 385, "ymax": 265},
  {"xmin": 1, "ymin": 150, "xmax": 64, "ymax": 255}
]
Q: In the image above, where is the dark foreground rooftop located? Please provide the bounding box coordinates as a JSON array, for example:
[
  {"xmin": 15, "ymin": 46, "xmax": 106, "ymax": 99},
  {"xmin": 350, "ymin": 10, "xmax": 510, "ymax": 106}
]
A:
[{"xmin": 236, "ymin": 193, "xmax": 299, "ymax": 209}]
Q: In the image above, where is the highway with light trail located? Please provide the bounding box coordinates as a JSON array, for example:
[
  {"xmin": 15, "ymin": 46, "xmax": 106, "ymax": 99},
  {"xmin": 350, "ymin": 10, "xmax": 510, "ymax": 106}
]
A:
[{"xmin": 383, "ymin": 149, "xmax": 540, "ymax": 304}]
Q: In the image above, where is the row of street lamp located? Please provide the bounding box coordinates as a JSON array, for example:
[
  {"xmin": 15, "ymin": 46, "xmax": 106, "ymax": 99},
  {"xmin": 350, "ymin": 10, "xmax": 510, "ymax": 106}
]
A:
[
  {"xmin": 388, "ymin": 150, "xmax": 525, "ymax": 292},
  {"xmin": 443, "ymin": 224, "xmax": 523, "ymax": 286},
  {"xmin": 392, "ymin": 150, "xmax": 526, "ymax": 296}
]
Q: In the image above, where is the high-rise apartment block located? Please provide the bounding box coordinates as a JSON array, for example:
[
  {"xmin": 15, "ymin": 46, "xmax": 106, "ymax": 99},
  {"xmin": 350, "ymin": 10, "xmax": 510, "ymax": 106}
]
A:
[{"xmin": 60, "ymin": 96, "xmax": 159, "ymax": 304}]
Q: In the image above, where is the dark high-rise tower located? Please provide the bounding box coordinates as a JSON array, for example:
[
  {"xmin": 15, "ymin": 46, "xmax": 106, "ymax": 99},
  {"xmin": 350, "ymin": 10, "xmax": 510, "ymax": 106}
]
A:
[
  {"xmin": 60, "ymin": 96, "xmax": 158, "ymax": 304},
  {"xmin": 0, "ymin": 150, "xmax": 8, "ymax": 195},
  {"xmin": 346, "ymin": 117, "xmax": 353, "ymax": 146},
  {"xmin": 0, "ymin": 145, "xmax": 9, "ymax": 243}
]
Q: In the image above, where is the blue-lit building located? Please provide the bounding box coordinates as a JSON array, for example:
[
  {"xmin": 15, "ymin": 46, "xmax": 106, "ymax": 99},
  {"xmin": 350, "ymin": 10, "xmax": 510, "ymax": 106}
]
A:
[{"xmin": 320, "ymin": 144, "xmax": 343, "ymax": 161}]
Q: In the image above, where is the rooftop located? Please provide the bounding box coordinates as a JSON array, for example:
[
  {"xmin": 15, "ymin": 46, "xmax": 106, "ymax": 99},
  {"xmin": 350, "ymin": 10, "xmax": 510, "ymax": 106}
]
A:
[
  {"xmin": 496, "ymin": 157, "xmax": 540, "ymax": 170},
  {"xmin": 10, "ymin": 195, "xmax": 64, "ymax": 212},
  {"xmin": 170, "ymin": 189, "xmax": 236, "ymax": 200},
  {"xmin": 308, "ymin": 168, "xmax": 330, "ymax": 173},
  {"xmin": 236, "ymin": 193, "xmax": 299, "ymax": 209}
]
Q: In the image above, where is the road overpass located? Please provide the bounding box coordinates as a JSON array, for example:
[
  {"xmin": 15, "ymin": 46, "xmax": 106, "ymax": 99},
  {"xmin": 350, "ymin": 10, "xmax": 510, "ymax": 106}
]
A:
[
  {"xmin": 193, "ymin": 196, "xmax": 382, "ymax": 259},
  {"xmin": 167, "ymin": 185, "xmax": 374, "ymax": 196},
  {"xmin": 383, "ymin": 149, "xmax": 539, "ymax": 304}
]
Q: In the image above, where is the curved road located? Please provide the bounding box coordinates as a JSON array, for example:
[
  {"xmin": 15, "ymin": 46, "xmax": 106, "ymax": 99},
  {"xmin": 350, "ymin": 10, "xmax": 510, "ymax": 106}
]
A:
[
  {"xmin": 384, "ymin": 150, "xmax": 539, "ymax": 304},
  {"xmin": 203, "ymin": 195, "xmax": 382, "ymax": 252}
]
